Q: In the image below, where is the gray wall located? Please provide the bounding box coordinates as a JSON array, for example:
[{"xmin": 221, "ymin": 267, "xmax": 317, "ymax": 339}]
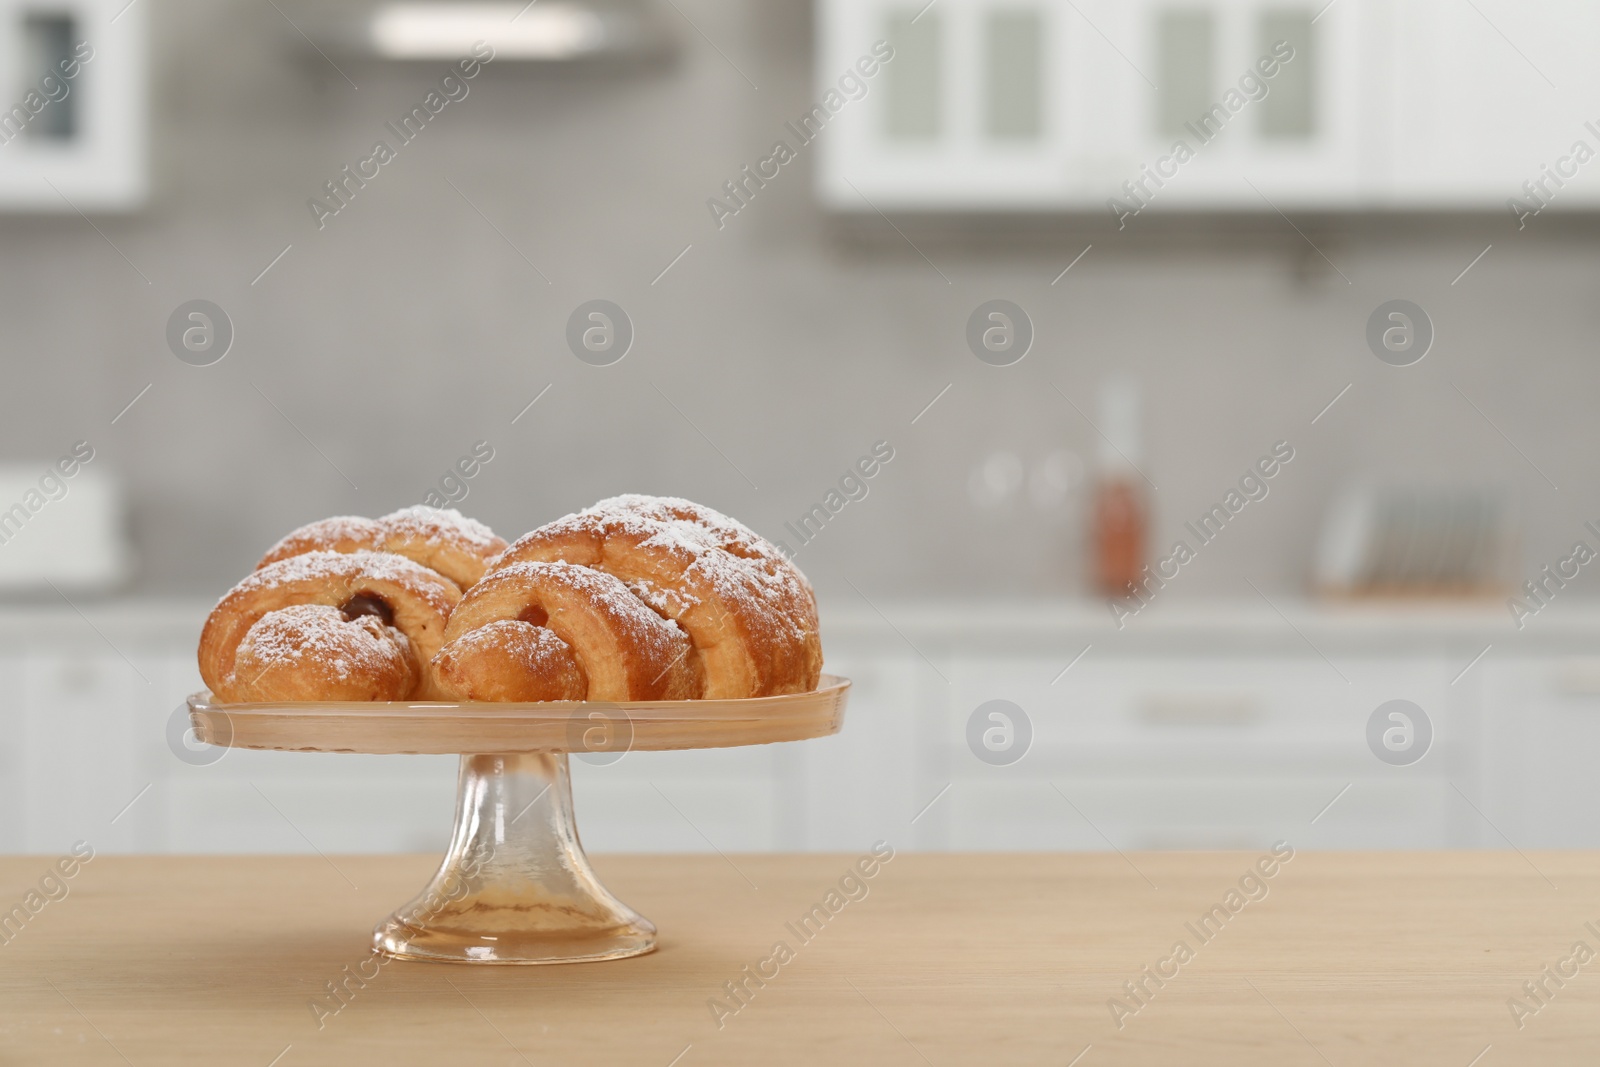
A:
[{"xmin": 1, "ymin": 0, "xmax": 1596, "ymax": 605}]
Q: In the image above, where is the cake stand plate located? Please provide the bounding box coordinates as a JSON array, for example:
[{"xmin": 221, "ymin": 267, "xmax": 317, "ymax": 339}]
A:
[{"xmin": 186, "ymin": 676, "xmax": 849, "ymax": 965}]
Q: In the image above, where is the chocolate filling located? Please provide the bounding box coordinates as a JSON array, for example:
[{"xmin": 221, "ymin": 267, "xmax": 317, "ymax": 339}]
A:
[{"xmin": 340, "ymin": 593, "xmax": 395, "ymax": 628}]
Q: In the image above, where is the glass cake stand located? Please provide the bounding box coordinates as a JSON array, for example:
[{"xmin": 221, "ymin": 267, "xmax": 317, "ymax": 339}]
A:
[{"xmin": 186, "ymin": 676, "xmax": 849, "ymax": 965}]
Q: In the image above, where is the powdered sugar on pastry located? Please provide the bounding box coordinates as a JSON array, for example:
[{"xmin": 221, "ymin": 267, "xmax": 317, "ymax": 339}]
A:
[
  {"xmin": 434, "ymin": 560, "xmax": 699, "ymax": 702},
  {"xmin": 489, "ymin": 495, "xmax": 822, "ymax": 698},
  {"xmin": 257, "ymin": 516, "xmax": 385, "ymax": 566},
  {"xmin": 257, "ymin": 505, "xmax": 507, "ymax": 588},
  {"xmin": 379, "ymin": 505, "xmax": 504, "ymax": 556},
  {"xmin": 232, "ymin": 604, "xmax": 419, "ymax": 702},
  {"xmin": 199, "ymin": 549, "xmax": 460, "ymax": 702},
  {"xmin": 226, "ymin": 550, "xmax": 457, "ymax": 611},
  {"xmin": 556, "ymin": 495, "xmax": 817, "ymax": 642},
  {"xmin": 205, "ymin": 495, "xmax": 821, "ymax": 705},
  {"xmin": 238, "ymin": 605, "xmax": 411, "ymax": 682}
]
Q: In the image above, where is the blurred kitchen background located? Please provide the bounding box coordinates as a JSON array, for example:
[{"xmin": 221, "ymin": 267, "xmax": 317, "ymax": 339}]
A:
[{"xmin": 3, "ymin": 0, "xmax": 1600, "ymax": 858}]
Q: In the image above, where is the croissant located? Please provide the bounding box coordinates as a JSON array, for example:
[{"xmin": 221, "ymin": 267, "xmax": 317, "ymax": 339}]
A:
[
  {"xmin": 434, "ymin": 561, "xmax": 699, "ymax": 702},
  {"xmin": 257, "ymin": 505, "xmax": 507, "ymax": 589},
  {"xmin": 199, "ymin": 551, "xmax": 461, "ymax": 702},
  {"xmin": 444, "ymin": 495, "xmax": 821, "ymax": 700}
]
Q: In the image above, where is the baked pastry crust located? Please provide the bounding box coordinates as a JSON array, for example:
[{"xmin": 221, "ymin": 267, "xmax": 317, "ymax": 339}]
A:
[
  {"xmin": 433, "ymin": 620, "xmax": 586, "ymax": 703},
  {"xmin": 230, "ymin": 604, "xmax": 419, "ymax": 703},
  {"xmin": 434, "ymin": 561, "xmax": 698, "ymax": 702},
  {"xmin": 488, "ymin": 495, "xmax": 821, "ymax": 698},
  {"xmin": 201, "ymin": 496, "xmax": 820, "ymax": 705},
  {"xmin": 257, "ymin": 506, "xmax": 507, "ymax": 589},
  {"xmin": 200, "ymin": 550, "xmax": 461, "ymax": 702}
]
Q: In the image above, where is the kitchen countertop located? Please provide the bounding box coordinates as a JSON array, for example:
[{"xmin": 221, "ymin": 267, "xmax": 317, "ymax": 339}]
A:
[
  {"xmin": 2, "ymin": 851, "xmax": 1597, "ymax": 1064},
  {"xmin": 0, "ymin": 596, "xmax": 1596, "ymax": 655}
]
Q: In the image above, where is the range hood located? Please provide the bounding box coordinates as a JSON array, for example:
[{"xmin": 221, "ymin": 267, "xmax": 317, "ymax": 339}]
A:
[{"xmin": 288, "ymin": 0, "xmax": 675, "ymax": 63}]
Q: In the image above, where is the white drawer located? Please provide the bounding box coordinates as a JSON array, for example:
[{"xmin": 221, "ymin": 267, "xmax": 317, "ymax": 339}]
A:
[
  {"xmin": 938, "ymin": 775, "xmax": 1461, "ymax": 852},
  {"xmin": 941, "ymin": 654, "xmax": 1458, "ymax": 771}
]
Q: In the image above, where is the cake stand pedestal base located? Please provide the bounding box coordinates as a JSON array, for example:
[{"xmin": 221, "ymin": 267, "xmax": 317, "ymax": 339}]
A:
[
  {"xmin": 188, "ymin": 676, "xmax": 850, "ymax": 964},
  {"xmin": 372, "ymin": 752, "xmax": 656, "ymax": 965}
]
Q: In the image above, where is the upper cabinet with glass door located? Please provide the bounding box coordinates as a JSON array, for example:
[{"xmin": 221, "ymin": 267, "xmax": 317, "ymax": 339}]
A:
[
  {"xmin": 0, "ymin": 0, "xmax": 147, "ymax": 211},
  {"xmin": 818, "ymin": 0, "xmax": 1600, "ymax": 212}
]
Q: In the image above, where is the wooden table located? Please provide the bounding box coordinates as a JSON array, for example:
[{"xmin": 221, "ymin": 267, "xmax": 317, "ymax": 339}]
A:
[{"xmin": 1, "ymin": 850, "xmax": 1597, "ymax": 1065}]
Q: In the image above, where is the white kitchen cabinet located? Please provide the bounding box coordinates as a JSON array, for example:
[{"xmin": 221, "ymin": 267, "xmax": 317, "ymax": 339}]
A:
[
  {"xmin": 99, "ymin": 645, "xmax": 463, "ymax": 856},
  {"xmin": 792, "ymin": 651, "xmax": 921, "ymax": 850},
  {"xmin": 915, "ymin": 652, "xmax": 1476, "ymax": 851},
  {"xmin": 575, "ymin": 650, "xmax": 927, "ymax": 854},
  {"xmin": 819, "ymin": 0, "xmax": 1074, "ymax": 209},
  {"xmin": 160, "ymin": 669, "xmax": 460, "ymax": 855},
  {"xmin": 571, "ymin": 745, "xmax": 792, "ymax": 854},
  {"xmin": 0, "ymin": 599, "xmax": 1586, "ymax": 855},
  {"xmin": 0, "ymin": 0, "xmax": 147, "ymax": 211},
  {"xmin": 0, "ymin": 653, "xmax": 22, "ymax": 853},
  {"xmin": 160, "ymin": 751, "xmax": 460, "ymax": 855},
  {"xmin": 818, "ymin": 0, "xmax": 1600, "ymax": 211},
  {"xmin": 1380, "ymin": 0, "xmax": 1598, "ymax": 206},
  {"xmin": 20, "ymin": 648, "xmax": 151, "ymax": 854},
  {"xmin": 1480, "ymin": 658, "xmax": 1600, "ymax": 849},
  {"xmin": 939, "ymin": 773, "xmax": 1459, "ymax": 852}
]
